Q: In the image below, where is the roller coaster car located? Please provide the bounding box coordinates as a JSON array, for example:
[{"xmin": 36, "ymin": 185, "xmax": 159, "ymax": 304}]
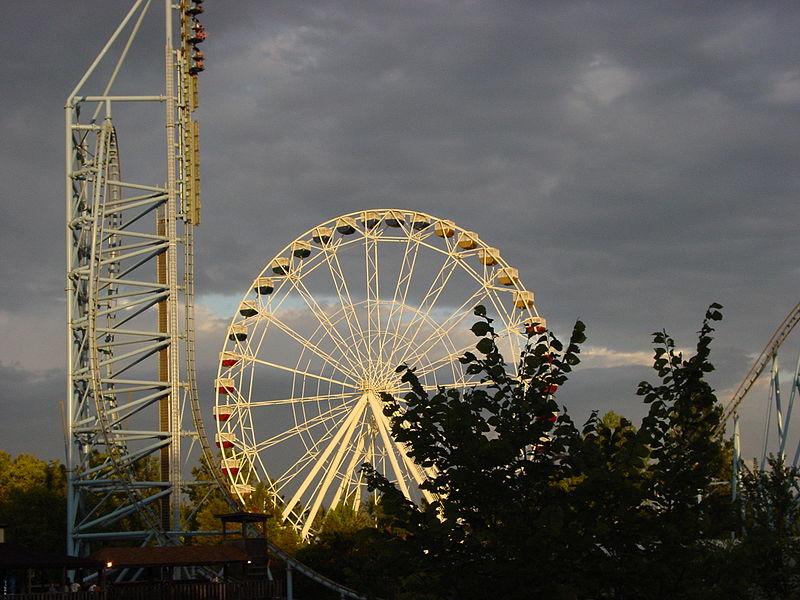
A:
[{"xmin": 188, "ymin": 24, "xmax": 207, "ymax": 44}]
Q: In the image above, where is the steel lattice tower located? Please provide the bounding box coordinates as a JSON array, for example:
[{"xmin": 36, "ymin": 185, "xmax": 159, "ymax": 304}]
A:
[{"xmin": 65, "ymin": 0, "xmax": 217, "ymax": 555}]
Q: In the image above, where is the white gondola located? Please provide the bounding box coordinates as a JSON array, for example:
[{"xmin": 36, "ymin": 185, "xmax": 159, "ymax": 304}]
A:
[
  {"xmin": 457, "ymin": 231, "xmax": 478, "ymax": 249},
  {"xmin": 230, "ymin": 483, "xmax": 254, "ymax": 499},
  {"xmin": 513, "ymin": 290, "xmax": 535, "ymax": 309},
  {"xmin": 434, "ymin": 219, "xmax": 455, "ymax": 238},
  {"xmin": 271, "ymin": 256, "xmax": 290, "ymax": 274},
  {"xmin": 216, "ymin": 377, "xmax": 235, "ymax": 394},
  {"xmin": 292, "ymin": 241, "xmax": 311, "ymax": 258},
  {"xmin": 220, "ymin": 351, "xmax": 239, "ymax": 368},
  {"xmin": 239, "ymin": 301, "xmax": 259, "ymax": 318},
  {"xmin": 361, "ymin": 210, "xmax": 380, "ymax": 228},
  {"xmin": 411, "ymin": 215, "xmax": 431, "ymax": 230},
  {"xmin": 253, "ymin": 277, "xmax": 274, "ymax": 295},
  {"xmin": 385, "ymin": 210, "xmax": 405, "ymax": 227},
  {"xmin": 213, "ymin": 405, "xmax": 233, "ymax": 421},
  {"xmin": 312, "ymin": 226, "xmax": 332, "ymax": 244},
  {"xmin": 228, "ymin": 324, "xmax": 248, "ymax": 341},
  {"xmin": 220, "ymin": 457, "xmax": 241, "ymax": 475},
  {"xmin": 336, "ymin": 216, "xmax": 356, "ymax": 235},
  {"xmin": 478, "ymin": 247, "xmax": 500, "ymax": 265},
  {"xmin": 524, "ymin": 316, "xmax": 548, "ymax": 334},
  {"xmin": 497, "ymin": 267, "xmax": 519, "ymax": 286},
  {"xmin": 215, "ymin": 432, "xmax": 236, "ymax": 448}
]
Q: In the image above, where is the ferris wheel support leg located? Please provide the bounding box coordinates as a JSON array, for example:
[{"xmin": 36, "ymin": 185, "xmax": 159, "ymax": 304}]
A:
[
  {"xmin": 282, "ymin": 396, "xmax": 369, "ymax": 527},
  {"xmin": 368, "ymin": 395, "xmax": 412, "ymax": 500}
]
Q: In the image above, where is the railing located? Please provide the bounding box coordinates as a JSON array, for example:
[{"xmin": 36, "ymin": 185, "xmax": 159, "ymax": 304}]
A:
[{"xmin": 3, "ymin": 581, "xmax": 283, "ymax": 600}]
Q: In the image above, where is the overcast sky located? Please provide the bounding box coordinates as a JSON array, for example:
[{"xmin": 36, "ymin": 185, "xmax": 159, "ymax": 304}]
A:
[{"xmin": 0, "ymin": 1, "xmax": 797, "ymax": 464}]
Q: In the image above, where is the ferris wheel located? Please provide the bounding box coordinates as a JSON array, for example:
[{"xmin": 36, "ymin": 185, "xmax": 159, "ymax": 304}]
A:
[{"xmin": 213, "ymin": 209, "xmax": 545, "ymax": 538}]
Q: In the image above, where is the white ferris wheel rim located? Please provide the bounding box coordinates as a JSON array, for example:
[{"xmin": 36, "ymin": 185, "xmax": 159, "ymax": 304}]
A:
[{"xmin": 213, "ymin": 209, "xmax": 543, "ymax": 537}]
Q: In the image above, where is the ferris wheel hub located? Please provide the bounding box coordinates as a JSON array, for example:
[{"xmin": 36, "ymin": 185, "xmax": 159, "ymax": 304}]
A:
[{"xmin": 357, "ymin": 376, "xmax": 399, "ymax": 396}]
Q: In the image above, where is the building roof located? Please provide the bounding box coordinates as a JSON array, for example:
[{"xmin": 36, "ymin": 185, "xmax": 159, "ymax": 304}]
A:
[
  {"xmin": 214, "ymin": 512, "xmax": 272, "ymax": 524},
  {"xmin": 89, "ymin": 545, "xmax": 251, "ymax": 568},
  {"xmin": 0, "ymin": 543, "xmax": 102, "ymax": 569}
]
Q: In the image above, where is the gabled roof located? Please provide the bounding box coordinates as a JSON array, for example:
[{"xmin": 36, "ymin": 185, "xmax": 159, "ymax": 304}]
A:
[
  {"xmin": 0, "ymin": 543, "xmax": 102, "ymax": 569},
  {"xmin": 89, "ymin": 545, "xmax": 250, "ymax": 568}
]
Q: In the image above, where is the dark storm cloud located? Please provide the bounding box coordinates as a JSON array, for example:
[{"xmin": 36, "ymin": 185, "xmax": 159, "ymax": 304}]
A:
[
  {"xmin": 0, "ymin": 1, "xmax": 797, "ymax": 460},
  {"xmin": 0, "ymin": 363, "xmax": 64, "ymax": 459}
]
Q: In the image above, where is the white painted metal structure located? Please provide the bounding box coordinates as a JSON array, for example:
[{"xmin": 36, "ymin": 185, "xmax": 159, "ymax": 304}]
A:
[
  {"xmin": 214, "ymin": 209, "xmax": 544, "ymax": 538},
  {"xmin": 65, "ymin": 0, "xmax": 214, "ymax": 554},
  {"xmin": 717, "ymin": 302, "xmax": 800, "ymax": 496}
]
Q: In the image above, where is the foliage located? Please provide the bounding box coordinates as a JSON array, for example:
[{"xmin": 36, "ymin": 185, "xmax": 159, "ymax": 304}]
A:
[
  {"xmin": 184, "ymin": 455, "xmax": 302, "ymax": 551},
  {"xmin": 738, "ymin": 454, "xmax": 800, "ymax": 537},
  {"xmin": 0, "ymin": 451, "xmax": 67, "ymax": 553},
  {"xmin": 353, "ymin": 304, "xmax": 736, "ymax": 600},
  {"xmin": 243, "ymin": 481, "xmax": 302, "ymax": 553},
  {"xmin": 699, "ymin": 456, "xmax": 800, "ymax": 600},
  {"xmin": 6, "ymin": 303, "xmax": 800, "ymax": 599}
]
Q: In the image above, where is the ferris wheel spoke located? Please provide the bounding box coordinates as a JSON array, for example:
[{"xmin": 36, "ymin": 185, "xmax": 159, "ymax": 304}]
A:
[
  {"xmin": 364, "ymin": 230, "xmax": 381, "ymax": 369},
  {"xmin": 284, "ymin": 274, "xmax": 366, "ymax": 377},
  {"xmin": 245, "ymin": 356, "xmax": 358, "ymax": 390},
  {"xmin": 271, "ymin": 413, "xmax": 354, "ymax": 491},
  {"xmin": 265, "ymin": 314, "xmax": 361, "ymax": 382},
  {"xmin": 377, "ymin": 234, "xmax": 423, "ymax": 370},
  {"xmin": 407, "ymin": 345, "xmax": 477, "ymax": 381},
  {"xmin": 299, "ymin": 404, "xmax": 371, "ymax": 538},
  {"xmin": 321, "ymin": 247, "xmax": 369, "ymax": 368},
  {"xmin": 253, "ymin": 401, "xmax": 353, "ymax": 453},
  {"xmin": 371, "ymin": 401, "xmax": 437, "ymax": 504},
  {"xmin": 405, "ymin": 315, "xmax": 523, "ymax": 381},
  {"xmin": 393, "ymin": 281, "xmax": 489, "ymax": 376},
  {"xmin": 283, "ymin": 394, "xmax": 370, "ymax": 525},
  {"xmin": 383, "ymin": 251, "xmax": 462, "ymax": 372},
  {"xmin": 329, "ymin": 420, "xmax": 374, "ymax": 511},
  {"xmin": 368, "ymin": 394, "xmax": 414, "ymax": 499},
  {"xmin": 239, "ymin": 391, "xmax": 355, "ymax": 408}
]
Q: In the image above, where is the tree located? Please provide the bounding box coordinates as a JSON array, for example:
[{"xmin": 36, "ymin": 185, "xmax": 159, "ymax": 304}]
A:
[
  {"xmin": 0, "ymin": 452, "xmax": 67, "ymax": 553},
  {"xmin": 362, "ymin": 306, "xmax": 592, "ymax": 599},
  {"xmin": 359, "ymin": 304, "xmax": 734, "ymax": 600},
  {"xmin": 711, "ymin": 455, "xmax": 800, "ymax": 600},
  {"xmin": 638, "ymin": 303, "xmax": 728, "ymax": 525},
  {"xmin": 738, "ymin": 454, "xmax": 800, "ymax": 537}
]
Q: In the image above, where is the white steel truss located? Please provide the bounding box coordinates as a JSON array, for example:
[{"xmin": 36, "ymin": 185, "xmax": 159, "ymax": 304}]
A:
[
  {"xmin": 722, "ymin": 303, "xmax": 800, "ymax": 499},
  {"xmin": 65, "ymin": 0, "xmax": 216, "ymax": 555}
]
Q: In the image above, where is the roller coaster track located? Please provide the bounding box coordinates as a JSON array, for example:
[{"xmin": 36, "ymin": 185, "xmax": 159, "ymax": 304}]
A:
[{"xmin": 716, "ymin": 301, "xmax": 800, "ymax": 437}]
